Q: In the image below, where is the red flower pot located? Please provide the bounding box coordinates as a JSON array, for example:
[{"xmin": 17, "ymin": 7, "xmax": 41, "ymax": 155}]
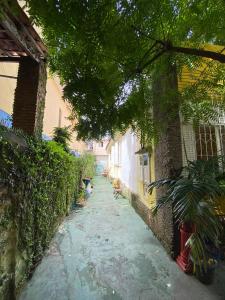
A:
[{"xmin": 176, "ymin": 223, "xmax": 194, "ymax": 273}]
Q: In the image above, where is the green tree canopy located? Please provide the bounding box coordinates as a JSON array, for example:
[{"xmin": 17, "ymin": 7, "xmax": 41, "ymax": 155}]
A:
[{"xmin": 24, "ymin": 0, "xmax": 225, "ymax": 140}]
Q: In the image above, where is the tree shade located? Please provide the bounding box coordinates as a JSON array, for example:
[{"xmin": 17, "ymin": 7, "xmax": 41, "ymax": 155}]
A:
[{"xmin": 24, "ymin": 0, "xmax": 225, "ymax": 140}]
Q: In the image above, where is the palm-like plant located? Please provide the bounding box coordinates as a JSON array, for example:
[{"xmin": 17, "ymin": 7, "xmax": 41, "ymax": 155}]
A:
[
  {"xmin": 148, "ymin": 157, "xmax": 225, "ymax": 270},
  {"xmin": 52, "ymin": 126, "xmax": 72, "ymax": 152}
]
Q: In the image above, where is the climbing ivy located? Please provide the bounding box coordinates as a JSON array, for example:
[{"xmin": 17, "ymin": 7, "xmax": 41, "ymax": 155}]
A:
[{"xmin": 0, "ymin": 125, "xmax": 95, "ymax": 285}]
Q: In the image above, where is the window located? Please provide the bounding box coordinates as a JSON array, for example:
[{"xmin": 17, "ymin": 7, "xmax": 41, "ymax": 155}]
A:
[
  {"xmin": 113, "ymin": 142, "xmax": 121, "ymax": 166},
  {"xmin": 88, "ymin": 142, "xmax": 93, "ymax": 150},
  {"xmin": 139, "ymin": 153, "xmax": 150, "ymax": 195},
  {"xmin": 218, "ymin": 126, "xmax": 225, "ymax": 155},
  {"xmin": 58, "ymin": 108, "xmax": 62, "ymax": 127},
  {"xmin": 195, "ymin": 125, "xmax": 225, "ymax": 160},
  {"xmin": 195, "ymin": 125, "xmax": 217, "ymax": 160}
]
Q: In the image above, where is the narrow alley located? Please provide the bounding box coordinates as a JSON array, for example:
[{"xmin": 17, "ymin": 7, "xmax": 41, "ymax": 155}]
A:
[{"xmin": 19, "ymin": 177, "xmax": 225, "ymax": 300}]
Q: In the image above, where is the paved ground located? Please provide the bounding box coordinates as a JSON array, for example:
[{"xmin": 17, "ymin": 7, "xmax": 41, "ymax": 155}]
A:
[{"xmin": 19, "ymin": 176, "xmax": 225, "ymax": 300}]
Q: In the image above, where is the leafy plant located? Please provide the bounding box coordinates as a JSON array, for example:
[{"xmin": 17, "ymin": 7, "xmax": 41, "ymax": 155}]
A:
[
  {"xmin": 52, "ymin": 126, "xmax": 71, "ymax": 152},
  {"xmin": 80, "ymin": 153, "xmax": 96, "ymax": 179},
  {"xmin": 148, "ymin": 157, "xmax": 225, "ymax": 270},
  {"xmin": 23, "ymin": 0, "xmax": 225, "ymax": 140}
]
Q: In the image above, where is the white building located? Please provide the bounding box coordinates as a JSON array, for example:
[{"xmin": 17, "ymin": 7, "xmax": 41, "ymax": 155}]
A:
[
  {"xmin": 87, "ymin": 139, "xmax": 109, "ymax": 174},
  {"xmin": 106, "ymin": 130, "xmax": 154, "ymax": 206}
]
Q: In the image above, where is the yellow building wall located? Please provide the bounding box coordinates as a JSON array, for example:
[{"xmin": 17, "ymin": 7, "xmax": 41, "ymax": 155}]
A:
[
  {"xmin": 45, "ymin": 77, "xmax": 87, "ymax": 152},
  {"xmin": 0, "ymin": 62, "xmax": 18, "ymax": 115},
  {"xmin": 43, "ymin": 75, "xmax": 71, "ymax": 136},
  {"xmin": 178, "ymin": 45, "xmax": 225, "ymax": 91}
]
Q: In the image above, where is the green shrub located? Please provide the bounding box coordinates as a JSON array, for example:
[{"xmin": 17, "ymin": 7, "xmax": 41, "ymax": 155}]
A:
[{"xmin": 80, "ymin": 153, "xmax": 96, "ymax": 178}]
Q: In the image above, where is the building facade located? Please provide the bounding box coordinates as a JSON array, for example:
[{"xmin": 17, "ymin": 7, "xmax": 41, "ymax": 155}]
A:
[
  {"xmin": 87, "ymin": 139, "xmax": 109, "ymax": 174},
  {"xmin": 107, "ymin": 49, "xmax": 225, "ymax": 258}
]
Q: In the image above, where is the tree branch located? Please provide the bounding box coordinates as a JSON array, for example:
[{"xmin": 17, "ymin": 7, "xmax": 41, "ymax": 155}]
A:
[
  {"xmin": 138, "ymin": 49, "xmax": 166, "ymax": 72},
  {"xmin": 131, "ymin": 26, "xmax": 225, "ymax": 64},
  {"xmin": 168, "ymin": 45, "xmax": 225, "ymax": 63},
  {"xmin": 138, "ymin": 41, "xmax": 159, "ymax": 66},
  {"xmin": 131, "ymin": 25, "xmax": 165, "ymax": 46}
]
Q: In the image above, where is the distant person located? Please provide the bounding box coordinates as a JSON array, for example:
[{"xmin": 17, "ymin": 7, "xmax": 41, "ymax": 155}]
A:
[{"xmin": 85, "ymin": 182, "xmax": 93, "ymax": 198}]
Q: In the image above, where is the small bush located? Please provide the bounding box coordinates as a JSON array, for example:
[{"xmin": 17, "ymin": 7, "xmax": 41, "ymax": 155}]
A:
[
  {"xmin": 80, "ymin": 153, "xmax": 96, "ymax": 178},
  {"xmin": 52, "ymin": 126, "xmax": 72, "ymax": 152}
]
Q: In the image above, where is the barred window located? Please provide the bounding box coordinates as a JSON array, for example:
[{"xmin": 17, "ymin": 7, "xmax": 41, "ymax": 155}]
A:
[
  {"xmin": 195, "ymin": 125, "xmax": 225, "ymax": 160},
  {"xmin": 218, "ymin": 126, "xmax": 225, "ymax": 156},
  {"xmin": 195, "ymin": 126, "xmax": 217, "ymax": 160}
]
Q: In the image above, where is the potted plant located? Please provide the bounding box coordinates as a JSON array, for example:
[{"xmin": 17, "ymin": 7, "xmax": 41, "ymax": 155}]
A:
[
  {"xmin": 148, "ymin": 157, "xmax": 225, "ymax": 282},
  {"xmin": 194, "ymin": 257, "xmax": 218, "ymax": 284}
]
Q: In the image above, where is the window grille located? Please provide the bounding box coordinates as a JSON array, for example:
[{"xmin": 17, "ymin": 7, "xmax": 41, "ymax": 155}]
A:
[
  {"xmin": 195, "ymin": 125, "xmax": 225, "ymax": 160},
  {"xmin": 139, "ymin": 153, "xmax": 150, "ymax": 195}
]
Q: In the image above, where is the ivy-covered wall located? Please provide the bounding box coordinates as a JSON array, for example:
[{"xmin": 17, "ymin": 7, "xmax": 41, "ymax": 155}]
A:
[{"xmin": 0, "ymin": 126, "xmax": 95, "ymax": 300}]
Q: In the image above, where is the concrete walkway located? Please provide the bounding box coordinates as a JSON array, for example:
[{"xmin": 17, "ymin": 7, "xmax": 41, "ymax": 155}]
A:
[{"xmin": 19, "ymin": 176, "xmax": 225, "ymax": 300}]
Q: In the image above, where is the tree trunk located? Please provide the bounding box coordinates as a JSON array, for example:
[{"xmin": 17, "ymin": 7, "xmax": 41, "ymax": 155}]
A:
[{"xmin": 152, "ymin": 55, "xmax": 182, "ymax": 257}]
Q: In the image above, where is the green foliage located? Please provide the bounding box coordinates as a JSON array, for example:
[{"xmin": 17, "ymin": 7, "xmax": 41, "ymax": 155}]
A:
[
  {"xmin": 52, "ymin": 126, "xmax": 72, "ymax": 152},
  {"xmin": 149, "ymin": 157, "xmax": 225, "ymax": 270},
  {"xmin": 179, "ymin": 60, "xmax": 225, "ymax": 126},
  {"xmin": 24, "ymin": 0, "xmax": 225, "ymax": 141},
  {"xmin": 80, "ymin": 153, "xmax": 96, "ymax": 179},
  {"xmin": 0, "ymin": 125, "xmax": 95, "ymax": 282}
]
